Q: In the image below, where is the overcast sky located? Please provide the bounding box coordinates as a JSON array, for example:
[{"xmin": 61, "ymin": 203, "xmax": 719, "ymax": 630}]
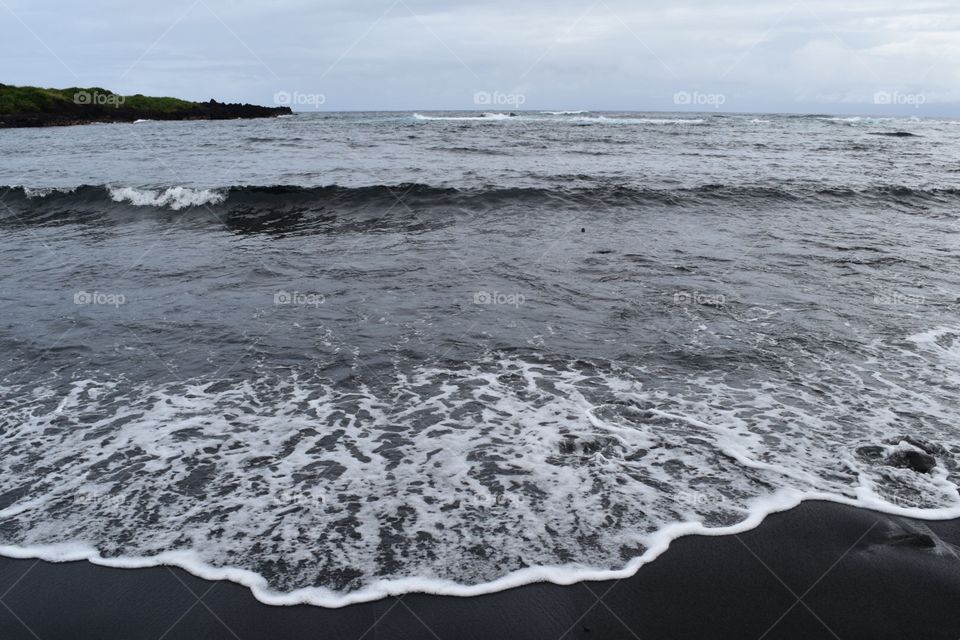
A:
[{"xmin": 2, "ymin": 0, "xmax": 958, "ymax": 115}]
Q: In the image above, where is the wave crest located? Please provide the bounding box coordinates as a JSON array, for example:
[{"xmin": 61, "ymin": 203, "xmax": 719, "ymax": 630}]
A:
[
  {"xmin": 4, "ymin": 182, "xmax": 960, "ymax": 212},
  {"xmin": 107, "ymin": 186, "xmax": 226, "ymax": 210}
]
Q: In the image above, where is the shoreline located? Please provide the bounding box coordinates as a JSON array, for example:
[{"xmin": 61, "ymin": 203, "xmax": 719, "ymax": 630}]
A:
[
  {"xmin": 0, "ymin": 109, "xmax": 292, "ymax": 129},
  {"xmin": 3, "ymin": 491, "xmax": 959, "ymax": 608},
  {"xmin": 2, "ymin": 500, "xmax": 958, "ymax": 639},
  {"xmin": 0, "ymin": 86, "xmax": 293, "ymax": 129}
]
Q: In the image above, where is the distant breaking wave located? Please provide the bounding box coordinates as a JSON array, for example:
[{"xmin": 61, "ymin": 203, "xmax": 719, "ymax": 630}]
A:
[
  {"xmin": 581, "ymin": 116, "xmax": 706, "ymax": 125},
  {"xmin": 413, "ymin": 112, "xmax": 512, "ymax": 121},
  {"xmin": 412, "ymin": 112, "xmax": 705, "ymax": 125}
]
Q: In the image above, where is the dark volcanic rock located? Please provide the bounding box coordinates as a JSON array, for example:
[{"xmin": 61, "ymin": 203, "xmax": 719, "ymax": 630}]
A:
[
  {"xmin": 889, "ymin": 436, "xmax": 945, "ymax": 456},
  {"xmin": 886, "ymin": 449, "xmax": 937, "ymax": 474},
  {"xmin": 858, "ymin": 437, "xmax": 942, "ymax": 474},
  {"xmin": 0, "ymin": 98, "xmax": 292, "ymax": 129},
  {"xmin": 887, "ymin": 532, "xmax": 937, "ymax": 548}
]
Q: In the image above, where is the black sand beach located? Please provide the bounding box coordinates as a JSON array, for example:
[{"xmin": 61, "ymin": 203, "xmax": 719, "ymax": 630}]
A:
[{"xmin": 2, "ymin": 501, "xmax": 958, "ymax": 640}]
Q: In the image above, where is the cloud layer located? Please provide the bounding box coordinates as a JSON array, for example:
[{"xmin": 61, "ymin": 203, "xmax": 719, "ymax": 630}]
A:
[{"xmin": 2, "ymin": 0, "xmax": 958, "ymax": 114}]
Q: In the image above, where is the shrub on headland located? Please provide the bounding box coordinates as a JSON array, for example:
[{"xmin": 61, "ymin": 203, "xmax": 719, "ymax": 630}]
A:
[{"xmin": 0, "ymin": 83, "xmax": 291, "ymax": 127}]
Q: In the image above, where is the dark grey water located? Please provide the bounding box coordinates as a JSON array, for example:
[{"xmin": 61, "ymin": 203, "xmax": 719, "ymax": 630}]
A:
[{"xmin": 1, "ymin": 111, "xmax": 959, "ymax": 604}]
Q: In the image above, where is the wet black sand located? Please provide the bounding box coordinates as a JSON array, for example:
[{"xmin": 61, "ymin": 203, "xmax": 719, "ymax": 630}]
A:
[{"xmin": 1, "ymin": 501, "xmax": 959, "ymax": 640}]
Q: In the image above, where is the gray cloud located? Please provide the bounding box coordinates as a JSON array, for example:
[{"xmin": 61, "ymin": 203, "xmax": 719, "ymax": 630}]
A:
[{"xmin": 1, "ymin": 0, "xmax": 958, "ymax": 114}]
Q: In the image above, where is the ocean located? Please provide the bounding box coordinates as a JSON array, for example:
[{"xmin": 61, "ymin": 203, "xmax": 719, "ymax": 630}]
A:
[{"xmin": 1, "ymin": 111, "xmax": 959, "ymax": 606}]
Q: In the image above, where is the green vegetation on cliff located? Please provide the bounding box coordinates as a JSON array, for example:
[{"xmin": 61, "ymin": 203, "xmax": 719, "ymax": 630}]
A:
[
  {"xmin": 0, "ymin": 84, "xmax": 198, "ymax": 115},
  {"xmin": 0, "ymin": 83, "xmax": 291, "ymax": 128}
]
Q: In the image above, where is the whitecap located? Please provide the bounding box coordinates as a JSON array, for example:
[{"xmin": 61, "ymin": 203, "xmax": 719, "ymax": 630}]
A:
[
  {"xmin": 21, "ymin": 186, "xmax": 78, "ymax": 198},
  {"xmin": 413, "ymin": 112, "xmax": 513, "ymax": 122},
  {"xmin": 571, "ymin": 116, "xmax": 705, "ymax": 125},
  {"xmin": 107, "ymin": 185, "xmax": 226, "ymax": 210}
]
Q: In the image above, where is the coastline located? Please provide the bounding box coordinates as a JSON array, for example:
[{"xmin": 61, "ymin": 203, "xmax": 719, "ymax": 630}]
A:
[
  {"xmin": 0, "ymin": 106, "xmax": 292, "ymax": 128},
  {"xmin": 2, "ymin": 501, "xmax": 958, "ymax": 639},
  {"xmin": 0, "ymin": 89, "xmax": 293, "ymax": 128}
]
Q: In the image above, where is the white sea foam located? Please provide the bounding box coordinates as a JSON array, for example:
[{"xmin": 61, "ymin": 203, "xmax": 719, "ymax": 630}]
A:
[
  {"xmin": 817, "ymin": 116, "xmax": 897, "ymax": 124},
  {"xmin": 412, "ymin": 113, "xmax": 704, "ymax": 125},
  {"xmin": 21, "ymin": 186, "xmax": 78, "ymax": 198},
  {"xmin": 573, "ymin": 116, "xmax": 705, "ymax": 125},
  {"xmin": 413, "ymin": 113, "xmax": 512, "ymax": 121},
  {"xmin": 1, "ymin": 328, "xmax": 958, "ymax": 607},
  {"xmin": 2, "ymin": 485, "xmax": 954, "ymax": 608},
  {"xmin": 907, "ymin": 325, "xmax": 960, "ymax": 362},
  {"xmin": 107, "ymin": 185, "xmax": 227, "ymax": 209}
]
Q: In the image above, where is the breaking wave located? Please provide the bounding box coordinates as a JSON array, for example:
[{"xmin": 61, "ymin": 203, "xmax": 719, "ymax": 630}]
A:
[
  {"xmin": 4, "ymin": 183, "xmax": 960, "ymax": 218},
  {"xmin": 107, "ymin": 186, "xmax": 227, "ymax": 209}
]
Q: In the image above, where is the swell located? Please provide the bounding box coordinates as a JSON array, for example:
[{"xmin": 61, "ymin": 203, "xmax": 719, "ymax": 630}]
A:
[{"xmin": 2, "ymin": 183, "xmax": 960, "ymax": 224}]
